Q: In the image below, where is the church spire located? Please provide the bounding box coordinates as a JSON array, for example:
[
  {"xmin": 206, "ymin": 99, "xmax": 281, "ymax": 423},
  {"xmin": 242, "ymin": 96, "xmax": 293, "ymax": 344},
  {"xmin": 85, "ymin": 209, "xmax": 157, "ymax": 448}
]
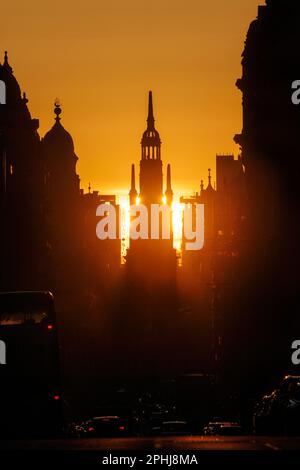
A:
[
  {"xmin": 147, "ymin": 90, "xmax": 155, "ymax": 130},
  {"xmin": 141, "ymin": 91, "xmax": 161, "ymax": 160}
]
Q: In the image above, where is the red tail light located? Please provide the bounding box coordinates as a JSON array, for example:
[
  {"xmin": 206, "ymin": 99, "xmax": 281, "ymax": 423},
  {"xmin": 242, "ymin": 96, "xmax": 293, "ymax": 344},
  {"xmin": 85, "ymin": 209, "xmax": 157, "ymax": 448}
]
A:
[
  {"xmin": 47, "ymin": 324, "xmax": 53, "ymax": 331},
  {"xmin": 53, "ymin": 395, "xmax": 60, "ymax": 401},
  {"xmin": 119, "ymin": 426, "xmax": 125, "ymax": 431},
  {"xmin": 88, "ymin": 427, "xmax": 95, "ymax": 432}
]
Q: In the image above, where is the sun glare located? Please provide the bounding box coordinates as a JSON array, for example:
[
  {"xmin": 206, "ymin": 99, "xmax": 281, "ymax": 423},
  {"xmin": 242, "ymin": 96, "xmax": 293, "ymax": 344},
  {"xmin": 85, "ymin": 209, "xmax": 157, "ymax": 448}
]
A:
[{"xmin": 118, "ymin": 194, "xmax": 184, "ymax": 261}]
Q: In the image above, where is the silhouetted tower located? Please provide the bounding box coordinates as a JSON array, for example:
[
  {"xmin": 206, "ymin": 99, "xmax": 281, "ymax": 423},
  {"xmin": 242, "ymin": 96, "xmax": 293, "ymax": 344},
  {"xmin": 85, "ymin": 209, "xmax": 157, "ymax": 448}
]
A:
[
  {"xmin": 139, "ymin": 91, "xmax": 163, "ymax": 205},
  {"xmin": 125, "ymin": 92, "xmax": 177, "ymax": 379}
]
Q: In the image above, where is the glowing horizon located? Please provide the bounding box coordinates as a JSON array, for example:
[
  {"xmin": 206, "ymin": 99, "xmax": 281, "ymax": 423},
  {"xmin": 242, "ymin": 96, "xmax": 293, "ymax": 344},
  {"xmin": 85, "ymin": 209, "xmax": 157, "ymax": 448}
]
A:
[{"xmin": 1, "ymin": 0, "xmax": 260, "ymax": 194}]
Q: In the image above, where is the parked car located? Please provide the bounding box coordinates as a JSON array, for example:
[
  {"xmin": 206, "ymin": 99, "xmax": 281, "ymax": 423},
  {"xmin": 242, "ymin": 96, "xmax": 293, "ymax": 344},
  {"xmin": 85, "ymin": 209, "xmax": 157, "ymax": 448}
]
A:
[
  {"xmin": 203, "ymin": 421, "xmax": 243, "ymax": 436},
  {"xmin": 253, "ymin": 375, "xmax": 300, "ymax": 435},
  {"xmin": 84, "ymin": 416, "xmax": 128, "ymax": 437},
  {"xmin": 160, "ymin": 420, "xmax": 191, "ymax": 436}
]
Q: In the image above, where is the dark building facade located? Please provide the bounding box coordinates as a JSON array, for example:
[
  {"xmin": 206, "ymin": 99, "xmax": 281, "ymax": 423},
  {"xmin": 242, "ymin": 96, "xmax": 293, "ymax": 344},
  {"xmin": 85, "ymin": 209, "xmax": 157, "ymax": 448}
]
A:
[
  {"xmin": 235, "ymin": 0, "xmax": 300, "ymax": 284},
  {"xmin": 0, "ymin": 52, "xmax": 45, "ymax": 290},
  {"xmin": 233, "ymin": 0, "xmax": 300, "ymax": 392}
]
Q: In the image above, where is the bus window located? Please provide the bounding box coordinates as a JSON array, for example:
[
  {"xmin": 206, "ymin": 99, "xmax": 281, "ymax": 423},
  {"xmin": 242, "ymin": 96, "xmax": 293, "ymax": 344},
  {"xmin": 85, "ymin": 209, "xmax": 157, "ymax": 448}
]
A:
[{"xmin": 0, "ymin": 310, "xmax": 48, "ymax": 325}]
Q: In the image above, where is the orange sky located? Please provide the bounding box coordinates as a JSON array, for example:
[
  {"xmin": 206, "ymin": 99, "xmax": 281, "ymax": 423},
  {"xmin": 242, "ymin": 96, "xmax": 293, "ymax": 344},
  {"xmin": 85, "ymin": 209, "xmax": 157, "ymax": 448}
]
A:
[{"xmin": 1, "ymin": 0, "xmax": 261, "ymax": 195}]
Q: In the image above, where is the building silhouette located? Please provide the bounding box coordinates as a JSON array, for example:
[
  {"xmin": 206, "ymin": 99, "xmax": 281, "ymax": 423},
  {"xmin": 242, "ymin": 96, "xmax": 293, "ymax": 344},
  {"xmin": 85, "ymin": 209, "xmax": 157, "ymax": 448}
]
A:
[
  {"xmin": 233, "ymin": 0, "xmax": 300, "ymax": 392},
  {"xmin": 0, "ymin": 52, "xmax": 120, "ymax": 308},
  {"xmin": 126, "ymin": 91, "xmax": 176, "ymax": 285},
  {"xmin": 123, "ymin": 91, "xmax": 178, "ymax": 379},
  {"xmin": 0, "ymin": 51, "xmax": 45, "ymax": 290}
]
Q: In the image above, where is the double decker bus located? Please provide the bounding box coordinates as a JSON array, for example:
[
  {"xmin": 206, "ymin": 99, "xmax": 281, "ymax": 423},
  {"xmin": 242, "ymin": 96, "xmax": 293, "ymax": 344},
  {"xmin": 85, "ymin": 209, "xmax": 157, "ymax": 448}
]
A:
[{"xmin": 0, "ymin": 291, "xmax": 63, "ymax": 438}]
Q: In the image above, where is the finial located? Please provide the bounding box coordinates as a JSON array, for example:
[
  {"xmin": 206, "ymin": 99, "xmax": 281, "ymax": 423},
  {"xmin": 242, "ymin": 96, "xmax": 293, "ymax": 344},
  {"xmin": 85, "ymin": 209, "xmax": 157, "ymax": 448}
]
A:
[
  {"xmin": 3, "ymin": 51, "xmax": 13, "ymax": 73},
  {"xmin": 147, "ymin": 90, "xmax": 155, "ymax": 130},
  {"xmin": 54, "ymin": 99, "xmax": 62, "ymax": 122},
  {"xmin": 88, "ymin": 182, "xmax": 91, "ymax": 194},
  {"xmin": 200, "ymin": 180, "xmax": 204, "ymax": 192},
  {"xmin": 22, "ymin": 92, "xmax": 28, "ymax": 104},
  {"xmin": 208, "ymin": 168, "xmax": 212, "ymax": 185}
]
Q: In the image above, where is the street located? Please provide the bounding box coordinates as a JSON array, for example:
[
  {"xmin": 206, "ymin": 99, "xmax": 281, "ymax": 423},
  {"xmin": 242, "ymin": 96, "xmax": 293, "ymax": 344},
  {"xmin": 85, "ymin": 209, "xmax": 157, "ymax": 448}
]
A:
[
  {"xmin": 1, "ymin": 435, "xmax": 300, "ymax": 451},
  {"xmin": 1, "ymin": 436, "xmax": 300, "ymax": 467}
]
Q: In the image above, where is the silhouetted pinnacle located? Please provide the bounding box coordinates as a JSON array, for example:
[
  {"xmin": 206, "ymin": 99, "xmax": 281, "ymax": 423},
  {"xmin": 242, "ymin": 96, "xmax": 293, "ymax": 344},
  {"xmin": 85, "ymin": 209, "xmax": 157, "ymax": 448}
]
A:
[
  {"xmin": 131, "ymin": 164, "xmax": 136, "ymax": 192},
  {"xmin": 166, "ymin": 164, "xmax": 172, "ymax": 191},
  {"xmin": 129, "ymin": 164, "xmax": 138, "ymax": 204},
  {"xmin": 206, "ymin": 168, "xmax": 215, "ymax": 192},
  {"xmin": 165, "ymin": 163, "xmax": 173, "ymax": 203},
  {"xmin": 3, "ymin": 51, "xmax": 13, "ymax": 73},
  {"xmin": 22, "ymin": 92, "xmax": 28, "ymax": 104}
]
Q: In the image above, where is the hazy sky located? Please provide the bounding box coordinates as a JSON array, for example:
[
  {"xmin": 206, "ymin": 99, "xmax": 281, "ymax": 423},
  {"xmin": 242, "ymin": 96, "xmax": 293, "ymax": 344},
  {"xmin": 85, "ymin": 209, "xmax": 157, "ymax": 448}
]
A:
[{"xmin": 1, "ymin": 0, "xmax": 261, "ymax": 195}]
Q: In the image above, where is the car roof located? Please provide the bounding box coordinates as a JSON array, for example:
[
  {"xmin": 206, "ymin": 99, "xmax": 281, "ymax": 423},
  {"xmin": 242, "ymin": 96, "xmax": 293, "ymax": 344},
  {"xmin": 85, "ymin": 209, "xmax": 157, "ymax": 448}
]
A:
[
  {"xmin": 162, "ymin": 421, "xmax": 187, "ymax": 425},
  {"xmin": 92, "ymin": 416, "xmax": 120, "ymax": 420},
  {"xmin": 283, "ymin": 375, "xmax": 300, "ymax": 381}
]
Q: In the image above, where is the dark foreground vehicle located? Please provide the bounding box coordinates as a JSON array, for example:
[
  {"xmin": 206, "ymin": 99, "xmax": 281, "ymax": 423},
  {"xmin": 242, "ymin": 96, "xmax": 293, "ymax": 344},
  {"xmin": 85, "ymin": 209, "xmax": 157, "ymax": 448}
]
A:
[
  {"xmin": 254, "ymin": 375, "xmax": 300, "ymax": 436},
  {"xmin": 203, "ymin": 421, "xmax": 244, "ymax": 436},
  {"xmin": 0, "ymin": 291, "xmax": 63, "ymax": 438},
  {"xmin": 160, "ymin": 420, "xmax": 191, "ymax": 436},
  {"xmin": 84, "ymin": 416, "xmax": 129, "ymax": 437}
]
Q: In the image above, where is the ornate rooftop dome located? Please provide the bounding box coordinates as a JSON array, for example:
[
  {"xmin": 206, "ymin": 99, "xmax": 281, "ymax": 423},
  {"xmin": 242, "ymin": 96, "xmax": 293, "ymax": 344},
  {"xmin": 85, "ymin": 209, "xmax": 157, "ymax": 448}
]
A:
[{"xmin": 43, "ymin": 101, "xmax": 75, "ymax": 156}]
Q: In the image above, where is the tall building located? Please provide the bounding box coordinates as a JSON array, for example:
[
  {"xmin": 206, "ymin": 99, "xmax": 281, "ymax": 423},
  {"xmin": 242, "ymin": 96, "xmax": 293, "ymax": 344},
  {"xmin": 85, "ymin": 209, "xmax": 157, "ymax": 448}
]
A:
[
  {"xmin": 126, "ymin": 91, "xmax": 176, "ymax": 284},
  {"xmin": 123, "ymin": 92, "xmax": 178, "ymax": 378},
  {"xmin": 233, "ymin": 0, "xmax": 300, "ymax": 388},
  {"xmin": 235, "ymin": 0, "xmax": 300, "ymax": 284},
  {"xmin": 0, "ymin": 51, "xmax": 45, "ymax": 290}
]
